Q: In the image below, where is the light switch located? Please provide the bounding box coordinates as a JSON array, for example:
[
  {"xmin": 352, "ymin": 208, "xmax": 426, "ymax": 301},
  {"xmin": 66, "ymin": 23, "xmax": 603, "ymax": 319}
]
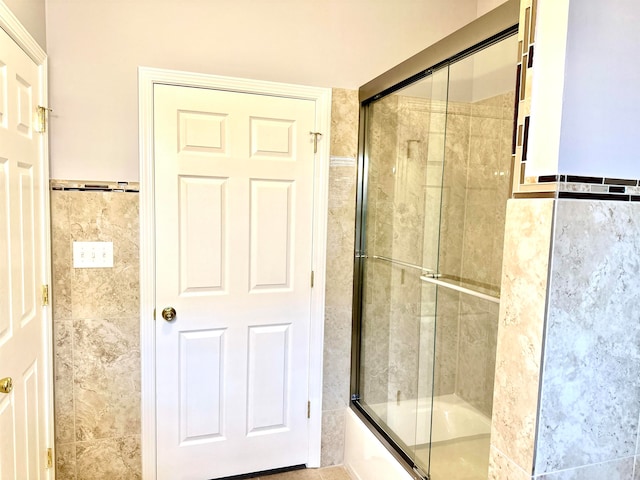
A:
[{"xmin": 73, "ymin": 241, "xmax": 114, "ymax": 268}]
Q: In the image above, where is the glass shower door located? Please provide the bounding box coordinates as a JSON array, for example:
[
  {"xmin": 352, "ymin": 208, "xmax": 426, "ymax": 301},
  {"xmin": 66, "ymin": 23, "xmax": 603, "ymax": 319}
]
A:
[
  {"xmin": 356, "ymin": 67, "xmax": 449, "ymax": 471},
  {"xmin": 423, "ymin": 35, "xmax": 517, "ymax": 480},
  {"xmin": 352, "ymin": 30, "xmax": 517, "ymax": 480}
]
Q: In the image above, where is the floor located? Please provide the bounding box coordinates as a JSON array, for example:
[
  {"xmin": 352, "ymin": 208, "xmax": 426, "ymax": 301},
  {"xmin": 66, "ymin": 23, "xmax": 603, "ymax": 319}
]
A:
[{"xmin": 259, "ymin": 466, "xmax": 353, "ymax": 480}]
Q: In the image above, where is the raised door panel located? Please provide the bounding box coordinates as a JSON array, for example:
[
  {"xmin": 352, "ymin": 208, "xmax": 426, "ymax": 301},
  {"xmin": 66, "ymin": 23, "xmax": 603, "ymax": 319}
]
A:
[
  {"xmin": 249, "ymin": 180, "xmax": 294, "ymax": 292},
  {"xmin": 178, "ymin": 176, "xmax": 228, "ymax": 295},
  {"xmin": 246, "ymin": 324, "xmax": 291, "ymax": 434},
  {"xmin": 179, "ymin": 329, "xmax": 225, "ymax": 444}
]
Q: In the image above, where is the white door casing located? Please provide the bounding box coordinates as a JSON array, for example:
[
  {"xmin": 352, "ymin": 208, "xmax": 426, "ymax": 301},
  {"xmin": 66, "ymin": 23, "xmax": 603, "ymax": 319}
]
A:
[
  {"xmin": 139, "ymin": 68, "xmax": 331, "ymax": 479},
  {"xmin": 0, "ymin": 4, "xmax": 53, "ymax": 479}
]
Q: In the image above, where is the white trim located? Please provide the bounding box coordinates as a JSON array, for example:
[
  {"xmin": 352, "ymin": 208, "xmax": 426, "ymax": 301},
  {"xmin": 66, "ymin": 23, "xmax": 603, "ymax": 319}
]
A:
[
  {"xmin": 138, "ymin": 67, "xmax": 331, "ymax": 477},
  {"xmin": 0, "ymin": 3, "xmax": 52, "ymax": 477},
  {"xmin": 0, "ymin": 0, "xmax": 45, "ymax": 63},
  {"xmin": 39, "ymin": 56, "xmax": 54, "ymax": 480}
]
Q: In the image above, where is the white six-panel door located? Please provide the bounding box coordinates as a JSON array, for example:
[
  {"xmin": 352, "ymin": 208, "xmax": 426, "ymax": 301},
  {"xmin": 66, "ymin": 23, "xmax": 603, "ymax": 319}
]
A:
[
  {"xmin": 0, "ymin": 23, "xmax": 51, "ymax": 480},
  {"xmin": 154, "ymin": 84, "xmax": 317, "ymax": 479}
]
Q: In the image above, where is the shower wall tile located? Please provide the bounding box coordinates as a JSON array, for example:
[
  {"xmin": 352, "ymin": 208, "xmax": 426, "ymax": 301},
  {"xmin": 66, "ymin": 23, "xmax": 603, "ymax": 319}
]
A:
[
  {"xmin": 321, "ymin": 88, "xmax": 359, "ymax": 466},
  {"xmin": 360, "ymin": 301, "xmax": 390, "ymax": 404},
  {"xmin": 432, "ymin": 287, "xmax": 460, "ymax": 397},
  {"xmin": 321, "ymin": 409, "xmax": 347, "ymax": 468},
  {"xmin": 533, "ymin": 456, "xmax": 634, "ymax": 480},
  {"xmin": 387, "ymin": 299, "xmax": 421, "ymax": 401},
  {"xmin": 456, "ymin": 296, "xmax": 500, "ymax": 417},
  {"xmin": 323, "ymin": 306, "xmax": 353, "ymax": 411},
  {"xmin": 330, "ymin": 88, "xmax": 359, "ymax": 159},
  {"xmin": 534, "ymin": 200, "xmax": 640, "ymax": 474},
  {"xmin": 325, "ymin": 164, "xmax": 357, "ymax": 308},
  {"xmin": 488, "ymin": 446, "xmax": 531, "ymax": 480},
  {"xmin": 490, "ymin": 198, "xmax": 554, "ymax": 474}
]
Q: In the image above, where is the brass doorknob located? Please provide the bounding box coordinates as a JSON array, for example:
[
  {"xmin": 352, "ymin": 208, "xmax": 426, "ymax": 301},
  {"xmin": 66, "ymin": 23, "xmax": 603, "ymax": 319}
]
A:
[
  {"xmin": 162, "ymin": 307, "xmax": 177, "ymax": 322},
  {"xmin": 0, "ymin": 377, "xmax": 13, "ymax": 394}
]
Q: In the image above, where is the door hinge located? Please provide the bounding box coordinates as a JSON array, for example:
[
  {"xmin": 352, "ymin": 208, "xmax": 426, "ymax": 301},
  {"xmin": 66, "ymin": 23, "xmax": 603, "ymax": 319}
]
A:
[
  {"xmin": 36, "ymin": 105, "xmax": 53, "ymax": 133},
  {"xmin": 42, "ymin": 285, "xmax": 49, "ymax": 306},
  {"xmin": 307, "ymin": 401, "xmax": 311, "ymax": 419},
  {"xmin": 46, "ymin": 447, "xmax": 53, "ymax": 469},
  {"xmin": 310, "ymin": 131, "xmax": 322, "ymax": 154},
  {"xmin": 310, "ymin": 271, "xmax": 314, "ymax": 288},
  {"xmin": 153, "ymin": 308, "xmax": 156, "ymax": 321}
]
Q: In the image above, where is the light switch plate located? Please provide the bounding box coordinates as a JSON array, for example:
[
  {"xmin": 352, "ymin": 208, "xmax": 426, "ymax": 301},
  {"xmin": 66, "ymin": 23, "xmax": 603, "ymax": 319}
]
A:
[{"xmin": 73, "ymin": 241, "xmax": 114, "ymax": 268}]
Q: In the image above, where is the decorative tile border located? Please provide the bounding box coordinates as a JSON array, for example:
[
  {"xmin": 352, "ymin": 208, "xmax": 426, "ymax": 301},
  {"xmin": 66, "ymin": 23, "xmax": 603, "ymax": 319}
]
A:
[
  {"xmin": 50, "ymin": 179, "xmax": 139, "ymax": 193},
  {"xmin": 524, "ymin": 175, "xmax": 640, "ymax": 201},
  {"xmin": 511, "ymin": 0, "xmax": 539, "ymax": 194}
]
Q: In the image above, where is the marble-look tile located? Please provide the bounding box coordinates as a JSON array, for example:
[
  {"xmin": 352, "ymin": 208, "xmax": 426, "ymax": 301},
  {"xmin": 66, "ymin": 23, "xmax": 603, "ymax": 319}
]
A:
[
  {"xmin": 325, "ymin": 164, "xmax": 357, "ymax": 308},
  {"xmin": 322, "ymin": 306, "xmax": 353, "ymax": 411},
  {"xmin": 330, "ymin": 89, "xmax": 359, "ymax": 159},
  {"xmin": 73, "ymin": 317, "xmax": 140, "ymax": 441},
  {"xmin": 75, "ymin": 435, "xmax": 141, "ymax": 480},
  {"xmin": 359, "ymin": 302, "xmax": 390, "ymax": 405},
  {"xmin": 456, "ymin": 296, "xmax": 500, "ymax": 417},
  {"xmin": 50, "ymin": 191, "xmax": 73, "ymax": 319},
  {"xmin": 54, "ymin": 319, "xmax": 75, "ymax": 444},
  {"xmin": 68, "ymin": 191, "xmax": 139, "ymax": 319},
  {"xmin": 534, "ymin": 456, "xmax": 634, "ymax": 480},
  {"xmin": 433, "ymin": 287, "xmax": 460, "ymax": 397},
  {"xmin": 491, "ymin": 199, "xmax": 554, "ymax": 473},
  {"xmin": 635, "ymin": 455, "xmax": 640, "ymax": 480},
  {"xmin": 71, "ymin": 266, "xmax": 139, "ymax": 319},
  {"xmin": 488, "ymin": 446, "xmax": 531, "ymax": 480},
  {"xmin": 534, "ymin": 201, "xmax": 640, "ymax": 473},
  {"xmin": 321, "ymin": 409, "xmax": 346, "ymax": 467},
  {"xmin": 387, "ymin": 301, "xmax": 421, "ymax": 401},
  {"xmin": 55, "ymin": 442, "xmax": 77, "ymax": 480}
]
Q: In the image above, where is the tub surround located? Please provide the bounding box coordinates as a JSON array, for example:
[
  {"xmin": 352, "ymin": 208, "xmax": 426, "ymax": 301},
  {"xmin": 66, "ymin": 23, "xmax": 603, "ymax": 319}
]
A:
[{"xmin": 321, "ymin": 88, "xmax": 360, "ymax": 467}]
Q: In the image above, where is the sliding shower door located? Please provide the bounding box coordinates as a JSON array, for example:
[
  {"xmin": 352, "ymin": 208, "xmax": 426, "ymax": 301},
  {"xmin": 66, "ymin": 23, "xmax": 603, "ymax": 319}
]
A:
[
  {"xmin": 355, "ymin": 66, "xmax": 449, "ymax": 472},
  {"xmin": 352, "ymin": 32, "xmax": 517, "ymax": 480}
]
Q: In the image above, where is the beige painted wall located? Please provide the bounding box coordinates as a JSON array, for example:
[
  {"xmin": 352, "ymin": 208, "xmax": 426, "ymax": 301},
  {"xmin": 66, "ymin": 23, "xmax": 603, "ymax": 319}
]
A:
[
  {"xmin": 3, "ymin": 0, "xmax": 46, "ymax": 48},
  {"xmin": 44, "ymin": 0, "xmax": 513, "ymax": 181}
]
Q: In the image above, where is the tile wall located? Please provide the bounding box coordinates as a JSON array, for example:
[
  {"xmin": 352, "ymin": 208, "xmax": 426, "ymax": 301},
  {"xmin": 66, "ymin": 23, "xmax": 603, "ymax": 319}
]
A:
[
  {"xmin": 488, "ymin": 198, "xmax": 554, "ymax": 479},
  {"xmin": 534, "ymin": 200, "xmax": 640, "ymax": 478},
  {"xmin": 321, "ymin": 88, "xmax": 359, "ymax": 466},
  {"xmin": 489, "ymin": 198, "xmax": 640, "ymax": 480},
  {"xmin": 51, "ymin": 189, "xmax": 141, "ymax": 479}
]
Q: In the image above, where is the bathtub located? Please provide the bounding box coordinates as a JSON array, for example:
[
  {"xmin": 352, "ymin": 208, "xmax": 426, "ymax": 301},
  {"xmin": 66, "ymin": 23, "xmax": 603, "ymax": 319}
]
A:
[{"xmin": 369, "ymin": 394, "xmax": 491, "ymax": 446}]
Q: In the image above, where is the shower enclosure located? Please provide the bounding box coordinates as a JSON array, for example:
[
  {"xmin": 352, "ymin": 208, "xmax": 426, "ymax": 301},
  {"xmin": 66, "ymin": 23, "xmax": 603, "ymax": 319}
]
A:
[{"xmin": 351, "ymin": 29, "xmax": 518, "ymax": 480}]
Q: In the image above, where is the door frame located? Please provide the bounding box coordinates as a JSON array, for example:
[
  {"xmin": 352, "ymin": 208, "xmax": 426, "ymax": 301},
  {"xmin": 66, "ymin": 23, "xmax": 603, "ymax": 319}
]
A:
[
  {"xmin": 0, "ymin": 2, "xmax": 53, "ymax": 477},
  {"xmin": 138, "ymin": 67, "xmax": 331, "ymax": 479}
]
